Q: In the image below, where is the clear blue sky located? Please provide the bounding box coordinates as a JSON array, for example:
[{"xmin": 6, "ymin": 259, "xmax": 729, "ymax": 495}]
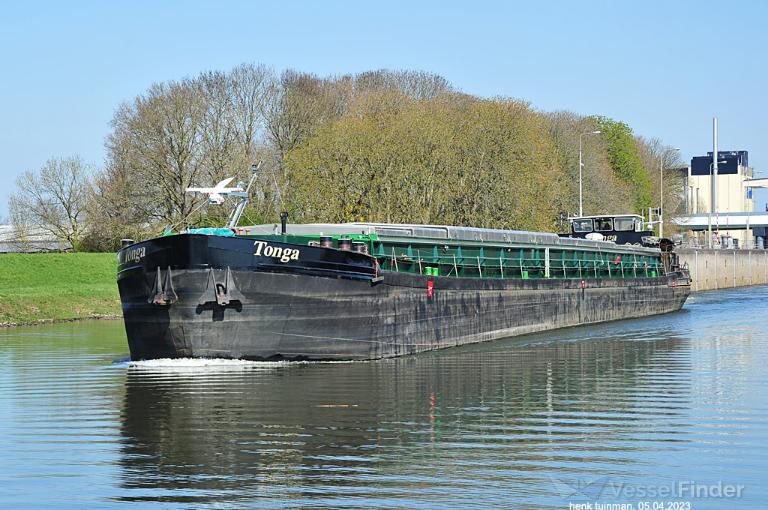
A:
[{"xmin": 1, "ymin": 0, "xmax": 766, "ymax": 218}]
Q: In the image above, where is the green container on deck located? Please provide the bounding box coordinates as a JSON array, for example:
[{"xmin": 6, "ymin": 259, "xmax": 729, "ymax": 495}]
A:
[
  {"xmin": 432, "ymin": 267, "xmax": 439, "ymax": 276},
  {"xmin": 650, "ymin": 270, "xmax": 657, "ymax": 278},
  {"xmin": 522, "ymin": 270, "xmax": 529, "ymax": 279},
  {"xmin": 424, "ymin": 267, "xmax": 433, "ymax": 276}
]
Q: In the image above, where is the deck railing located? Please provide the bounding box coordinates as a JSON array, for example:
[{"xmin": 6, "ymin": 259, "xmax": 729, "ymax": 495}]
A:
[{"xmin": 376, "ymin": 244, "xmax": 662, "ymax": 280}]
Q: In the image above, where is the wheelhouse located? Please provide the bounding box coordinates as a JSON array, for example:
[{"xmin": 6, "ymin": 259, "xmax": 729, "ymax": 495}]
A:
[
  {"xmin": 570, "ymin": 215, "xmax": 645, "ymax": 235},
  {"xmin": 564, "ymin": 214, "xmax": 655, "ymax": 246}
]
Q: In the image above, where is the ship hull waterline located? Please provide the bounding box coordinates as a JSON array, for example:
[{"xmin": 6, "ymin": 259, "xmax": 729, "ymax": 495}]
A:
[{"xmin": 117, "ymin": 234, "xmax": 690, "ymax": 361}]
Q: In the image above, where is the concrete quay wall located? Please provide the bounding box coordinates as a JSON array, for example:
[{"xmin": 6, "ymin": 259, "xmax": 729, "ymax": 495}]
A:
[{"xmin": 677, "ymin": 249, "xmax": 768, "ymax": 292}]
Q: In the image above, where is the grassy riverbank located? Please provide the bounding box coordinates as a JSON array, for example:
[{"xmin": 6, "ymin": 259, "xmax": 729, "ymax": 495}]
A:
[{"xmin": 0, "ymin": 253, "xmax": 120, "ymax": 326}]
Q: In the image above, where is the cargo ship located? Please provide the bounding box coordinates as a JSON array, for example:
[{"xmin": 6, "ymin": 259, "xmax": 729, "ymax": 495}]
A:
[{"xmin": 117, "ymin": 205, "xmax": 691, "ymax": 360}]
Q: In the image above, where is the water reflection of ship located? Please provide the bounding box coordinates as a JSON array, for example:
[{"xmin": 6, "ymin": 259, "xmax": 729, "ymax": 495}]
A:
[{"xmin": 118, "ymin": 335, "xmax": 692, "ymax": 504}]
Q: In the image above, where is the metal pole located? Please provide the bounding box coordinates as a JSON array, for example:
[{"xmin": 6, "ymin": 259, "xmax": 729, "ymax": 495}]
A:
[
  {"xmin": 579, "ymin": 135, "xmax": 583, "ymax": 217},
  {"xmin": 710, "ymin": 117, "xmax": 718, "ymax": 248},
  {"xmin": 578, "ymin": 130, "xmax": 600, "ymax": 217},
  {"xmin": 660, "ymin": 156, "xmax": 664, "ymax": 238}
]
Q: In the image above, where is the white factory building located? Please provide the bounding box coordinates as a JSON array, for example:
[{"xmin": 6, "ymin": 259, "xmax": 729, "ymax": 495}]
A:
[{"xmin": 683, "ymin": 150, "xmax": 757, "ymax": 248}]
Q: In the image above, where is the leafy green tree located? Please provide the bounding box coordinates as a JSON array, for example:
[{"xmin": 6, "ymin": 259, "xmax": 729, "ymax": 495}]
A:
[
  {"xmin": 286, "ymin": 92, "xmax": 565, "ymax": 232},
  {"xmin": 545, "ymin": 111, "xmax": 632, "ymax": 216},
  {"xmin": 593, "ymin": 117, "xmax": 653, "ymax": 212},
  {"xmin": 84, "ymin": 62, "xmax": 683, "ymax": 249}
]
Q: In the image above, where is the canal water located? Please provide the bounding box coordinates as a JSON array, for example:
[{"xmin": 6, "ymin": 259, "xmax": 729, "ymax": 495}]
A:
[{"xmin": 1, "ymin": 288, "xmax": 767, "ymax": 509}]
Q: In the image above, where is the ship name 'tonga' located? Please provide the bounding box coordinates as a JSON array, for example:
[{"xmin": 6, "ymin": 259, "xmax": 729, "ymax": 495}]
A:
[
  {"xmin": 120, "ymin": 246, "xmax": 146, "ymax": 265},
  {"xmin": 253, "ymin": 240, "xmax": 300, "ymax": 263}
]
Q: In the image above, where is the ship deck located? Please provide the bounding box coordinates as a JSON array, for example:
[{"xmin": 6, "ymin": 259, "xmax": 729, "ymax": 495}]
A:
[{"xmin": 188, "ymin": 222, "xmax": 668, "ymax": 281}]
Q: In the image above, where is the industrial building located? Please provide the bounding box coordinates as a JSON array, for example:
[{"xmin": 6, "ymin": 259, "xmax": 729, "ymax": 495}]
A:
[{"xmin": 683, "ymin": 150, "xmax": 755, "ymax": 247}]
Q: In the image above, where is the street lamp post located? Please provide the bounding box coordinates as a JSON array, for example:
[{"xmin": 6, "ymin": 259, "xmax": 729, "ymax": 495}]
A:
[
  {"xmin": 709, "ymin": 118, "xmax": 718, "ymax": 248},
  {"xmin": 659, "ymin": 147, "xmax": 681, "ymax": 238},
  {"xmin": 578, "ymin": 130, "xmax": 601, "ymax": 217}
]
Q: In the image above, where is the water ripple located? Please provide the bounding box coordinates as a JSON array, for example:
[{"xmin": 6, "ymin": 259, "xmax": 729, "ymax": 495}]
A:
[{"xmin": 1, "ymin": 287, "xmax": 768, "ymax": 508}]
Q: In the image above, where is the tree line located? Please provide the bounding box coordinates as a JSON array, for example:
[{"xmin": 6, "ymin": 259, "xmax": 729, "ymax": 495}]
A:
[{"xmin": 8, "ymin": 64, "xmax": 684, "ymax": 251}]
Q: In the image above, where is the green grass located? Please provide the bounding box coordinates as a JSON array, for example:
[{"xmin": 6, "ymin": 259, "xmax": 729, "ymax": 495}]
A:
[{"xmin": 0, "ymin": 253, "xmax": 120, "ymax": 325}]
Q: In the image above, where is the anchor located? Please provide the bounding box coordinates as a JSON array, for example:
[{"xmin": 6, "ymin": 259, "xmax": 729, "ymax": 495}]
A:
[
  {"xmin": 197, "ymin": 267, "xmax": 245, "ymax": 307},
  {"xmin": 149, "ymin": 267, "xmax": 178, "ymax": 305}
]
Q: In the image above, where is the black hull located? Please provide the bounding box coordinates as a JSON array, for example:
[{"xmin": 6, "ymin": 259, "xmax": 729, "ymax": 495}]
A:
[{"xmin": 118, "ymin": 235, "xmax": 690, "ymax": 361}]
